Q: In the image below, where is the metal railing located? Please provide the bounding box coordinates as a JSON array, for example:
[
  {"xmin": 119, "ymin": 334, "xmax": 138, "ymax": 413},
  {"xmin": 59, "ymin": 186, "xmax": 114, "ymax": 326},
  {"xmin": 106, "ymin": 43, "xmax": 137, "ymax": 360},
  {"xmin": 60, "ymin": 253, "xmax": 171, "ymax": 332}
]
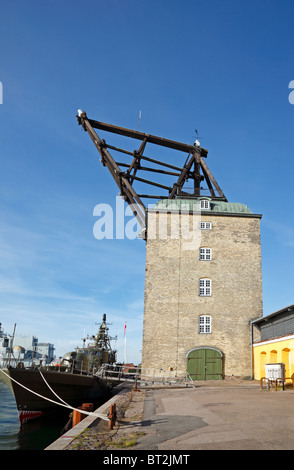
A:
[
  {"xmin": 260, "ymin": 377, "xmax": 294, "ymax": 391},
  {"xmin": 96, "ymin": 364, "xmax": 195, "ymax": 387}
]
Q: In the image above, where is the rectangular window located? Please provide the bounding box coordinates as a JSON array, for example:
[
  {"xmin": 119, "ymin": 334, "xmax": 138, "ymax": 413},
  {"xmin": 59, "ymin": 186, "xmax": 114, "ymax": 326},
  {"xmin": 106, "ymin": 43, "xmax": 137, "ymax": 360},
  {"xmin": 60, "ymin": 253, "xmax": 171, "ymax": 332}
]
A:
[
  {"xmin": 199, "ymin": 315, "xmax": 211, "ymax": 334},
  {"xmin": 199, "ymin": 279, "xmax": 211, "ymax": 296},
  {"xmin": 200, "ymin": 222, "xmax": 212, "ymax": 230},
  {"xmin": 200, "ymin": 200, "xmax": 210, "ymax": 210},
  {"xmin": 199, "ymin": 248, "xmax": 212, "ymax": 260}
]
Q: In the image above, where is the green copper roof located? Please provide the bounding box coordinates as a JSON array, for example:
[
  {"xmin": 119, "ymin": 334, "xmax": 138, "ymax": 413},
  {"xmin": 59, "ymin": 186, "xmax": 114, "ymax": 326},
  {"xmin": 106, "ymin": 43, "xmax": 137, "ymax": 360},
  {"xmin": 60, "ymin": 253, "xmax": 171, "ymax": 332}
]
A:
[{"xmin": 152, "ymin": 198, "xmax": 253, "ymax": 214}]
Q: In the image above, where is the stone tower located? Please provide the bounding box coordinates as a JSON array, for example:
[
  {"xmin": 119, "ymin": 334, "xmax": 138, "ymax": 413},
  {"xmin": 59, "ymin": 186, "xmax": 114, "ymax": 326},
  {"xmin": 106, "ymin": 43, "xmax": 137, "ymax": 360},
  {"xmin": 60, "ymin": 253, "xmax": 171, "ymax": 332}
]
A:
[
  {"xmin": 142, "ymin": 198, "xmax": 263, "ymax": 379},
  {"xmin": 77, "ymin": 113, "xmax": 263, "ymax": 380}
]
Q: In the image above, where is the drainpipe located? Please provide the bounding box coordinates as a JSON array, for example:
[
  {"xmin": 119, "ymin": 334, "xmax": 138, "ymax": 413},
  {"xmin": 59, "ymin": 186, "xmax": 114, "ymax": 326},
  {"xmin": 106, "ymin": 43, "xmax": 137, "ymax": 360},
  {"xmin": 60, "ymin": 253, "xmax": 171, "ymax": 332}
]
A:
[
  {"xmin": 250, "ymin": 320, "xmax": 254, "ymax": 380},
  {"xmin": 250, "ymin": 318, "xmax": 260, "ymax": 380}
]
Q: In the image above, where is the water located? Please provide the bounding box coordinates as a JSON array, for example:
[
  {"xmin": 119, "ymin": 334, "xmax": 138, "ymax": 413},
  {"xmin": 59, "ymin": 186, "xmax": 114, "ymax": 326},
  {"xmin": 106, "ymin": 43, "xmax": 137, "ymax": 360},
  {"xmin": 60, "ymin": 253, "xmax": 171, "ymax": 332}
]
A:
[
  {"xmin": 0, "ymin": 381, "xmax": 70, "ymax": 450},
  {"xmin": 0, "ymin": 381, "xmax": 20, "ymax": 450}
]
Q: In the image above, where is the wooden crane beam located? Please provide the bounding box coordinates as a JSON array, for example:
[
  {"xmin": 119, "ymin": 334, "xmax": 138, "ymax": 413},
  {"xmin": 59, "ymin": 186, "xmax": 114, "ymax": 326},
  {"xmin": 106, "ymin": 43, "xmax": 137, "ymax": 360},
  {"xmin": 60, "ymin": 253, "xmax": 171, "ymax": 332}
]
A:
[{"xmin": 77, "ymin": 111, "xmax": 227, "ymax": 229}]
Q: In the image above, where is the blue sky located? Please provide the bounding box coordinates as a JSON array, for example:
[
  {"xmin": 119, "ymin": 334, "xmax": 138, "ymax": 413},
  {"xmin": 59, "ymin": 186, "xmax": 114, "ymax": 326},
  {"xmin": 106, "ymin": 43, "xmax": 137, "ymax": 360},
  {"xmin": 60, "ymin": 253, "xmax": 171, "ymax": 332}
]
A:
[{"xmin": 0, "ymin": 0, "xmax": 294, "ymax": 365}]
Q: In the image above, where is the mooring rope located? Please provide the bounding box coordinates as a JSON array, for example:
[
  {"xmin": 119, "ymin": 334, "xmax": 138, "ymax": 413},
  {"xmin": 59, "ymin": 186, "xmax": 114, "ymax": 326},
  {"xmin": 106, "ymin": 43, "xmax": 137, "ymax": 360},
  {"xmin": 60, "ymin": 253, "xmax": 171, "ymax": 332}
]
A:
[
  {"xmin": 38, "ymin": 368, "xmax": 72, "ymax": 407},
  {"xmin": 0, "ymin": 368, "xmax": 108, "ymax": 421}
]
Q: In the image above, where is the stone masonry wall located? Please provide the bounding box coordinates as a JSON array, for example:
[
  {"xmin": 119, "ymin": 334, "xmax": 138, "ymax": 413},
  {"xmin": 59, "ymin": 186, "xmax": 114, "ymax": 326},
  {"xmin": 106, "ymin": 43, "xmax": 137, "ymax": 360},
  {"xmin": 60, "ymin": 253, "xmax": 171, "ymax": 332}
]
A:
[{"xmin": 141, "ymin": 210, "xmax": 263, "ymax": 378}]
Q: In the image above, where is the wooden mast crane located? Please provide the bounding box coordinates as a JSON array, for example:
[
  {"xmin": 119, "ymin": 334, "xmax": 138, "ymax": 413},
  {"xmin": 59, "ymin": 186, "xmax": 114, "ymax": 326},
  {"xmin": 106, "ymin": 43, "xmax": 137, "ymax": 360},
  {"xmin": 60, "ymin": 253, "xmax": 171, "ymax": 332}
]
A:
[{"xmin": 77, "ymin": 110, "xmax": 227, "ymax": 230}]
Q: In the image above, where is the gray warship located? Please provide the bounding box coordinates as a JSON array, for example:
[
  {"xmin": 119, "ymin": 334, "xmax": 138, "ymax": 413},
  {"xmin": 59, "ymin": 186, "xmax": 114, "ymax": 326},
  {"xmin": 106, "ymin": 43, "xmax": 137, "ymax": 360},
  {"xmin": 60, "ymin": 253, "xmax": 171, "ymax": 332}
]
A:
[{"xmin": 0, "ymin": 314, "xmax": 121, "ymax": 424}]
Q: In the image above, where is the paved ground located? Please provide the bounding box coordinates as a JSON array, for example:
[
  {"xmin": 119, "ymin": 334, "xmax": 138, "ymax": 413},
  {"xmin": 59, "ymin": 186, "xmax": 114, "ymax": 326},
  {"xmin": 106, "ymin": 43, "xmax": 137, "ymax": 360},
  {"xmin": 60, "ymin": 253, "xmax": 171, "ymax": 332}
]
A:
[
  {"xmin": 134, "ymin": 381, "xmax": 294, "ymax": 450},
  {"xmin": 48, "ymin": 380, "xmax": 294, "ymax": 451}
]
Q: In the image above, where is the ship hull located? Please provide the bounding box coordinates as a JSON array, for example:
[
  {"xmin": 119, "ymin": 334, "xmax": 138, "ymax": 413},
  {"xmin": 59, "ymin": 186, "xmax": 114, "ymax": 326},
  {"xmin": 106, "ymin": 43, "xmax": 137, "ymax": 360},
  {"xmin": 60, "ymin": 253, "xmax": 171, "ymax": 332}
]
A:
[{"xmin": 0, "ymin": 368, "xmax": 113, "ymax": 424}]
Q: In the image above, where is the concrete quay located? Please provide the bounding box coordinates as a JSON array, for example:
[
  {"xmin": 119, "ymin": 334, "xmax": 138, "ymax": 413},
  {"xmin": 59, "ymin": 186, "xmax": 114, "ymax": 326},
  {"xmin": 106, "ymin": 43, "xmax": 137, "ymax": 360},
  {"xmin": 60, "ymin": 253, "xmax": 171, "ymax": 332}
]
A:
[
  {"xmin": 45, "ymin": 384, "xmax": 129, "ymax": 451},
  {"xmin": 46, "ymin": 380, "xmax": 294, "ymax": 451},
  {"xmin": 135, "ymin": 381, "xmax": 294, "ymax": 450}
]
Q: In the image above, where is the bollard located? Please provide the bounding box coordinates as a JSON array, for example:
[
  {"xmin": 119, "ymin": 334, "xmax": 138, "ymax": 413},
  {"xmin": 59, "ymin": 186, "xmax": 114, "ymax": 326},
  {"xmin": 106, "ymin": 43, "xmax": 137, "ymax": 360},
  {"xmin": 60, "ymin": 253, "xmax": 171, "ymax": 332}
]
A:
[
  {"xmin": 133, "ymin": 380, "xmax": 140, "ymax": 392},
  {"xmin": 108, "ymin": 403, "xmax": 117, "ymax": 430},
  {"xmin": 72, "ymin": 409, "xmax": 82, "ymax": 427},
  {"xmin": 72, "ymin": 403, "xmax": 93, "ymax": 427}
]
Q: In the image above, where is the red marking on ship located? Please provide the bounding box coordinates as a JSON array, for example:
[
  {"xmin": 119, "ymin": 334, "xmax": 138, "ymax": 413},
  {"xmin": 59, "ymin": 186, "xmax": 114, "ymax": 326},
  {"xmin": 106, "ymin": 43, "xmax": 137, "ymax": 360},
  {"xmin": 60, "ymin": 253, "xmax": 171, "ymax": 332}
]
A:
[{"xmin": 19, "ymin": 410, "xmax": 44, "ymax": 424}]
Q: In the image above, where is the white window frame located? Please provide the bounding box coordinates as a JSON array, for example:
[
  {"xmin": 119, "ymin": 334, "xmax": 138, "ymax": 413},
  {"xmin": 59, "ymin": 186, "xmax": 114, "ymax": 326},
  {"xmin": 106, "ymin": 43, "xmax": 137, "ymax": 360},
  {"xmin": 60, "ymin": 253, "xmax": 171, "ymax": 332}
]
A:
[
  {"xmin": 200, "ymin": 199, "xmax": 210, "ymax": 210},
  {"xmin": 200, "ymin": 221, "xmax": 212, "ymax": 230},
  {"xmin": 199, "ymin": 279, "xmax": 211, "ymax": 296},
  {"xmin": 199, "ymin": 248, "xmax": 212, "ymax": 260},
  {"xmin": 199, "ymin": 315, "xmax": 212, "ymax": 334}
]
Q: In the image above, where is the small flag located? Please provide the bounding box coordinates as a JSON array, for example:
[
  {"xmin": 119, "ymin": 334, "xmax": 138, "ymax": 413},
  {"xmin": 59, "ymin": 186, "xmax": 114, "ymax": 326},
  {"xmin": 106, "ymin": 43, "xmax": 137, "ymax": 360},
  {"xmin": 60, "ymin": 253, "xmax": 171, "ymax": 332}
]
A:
[
  {"xmin": 138, "ymin": 111, "xmax": 141, "ymax": 130},
  {"xmin": 124, "ymin": 322, "xmax": 127, "ymax": 335}
]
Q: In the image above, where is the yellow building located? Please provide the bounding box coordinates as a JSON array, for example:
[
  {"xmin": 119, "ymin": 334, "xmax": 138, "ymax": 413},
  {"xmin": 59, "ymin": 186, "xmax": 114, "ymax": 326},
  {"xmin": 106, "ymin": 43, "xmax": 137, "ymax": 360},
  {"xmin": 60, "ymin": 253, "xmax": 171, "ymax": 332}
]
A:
[{"xmin": 252, "ymin": 304, "xmax": 294, "ymax": 380}]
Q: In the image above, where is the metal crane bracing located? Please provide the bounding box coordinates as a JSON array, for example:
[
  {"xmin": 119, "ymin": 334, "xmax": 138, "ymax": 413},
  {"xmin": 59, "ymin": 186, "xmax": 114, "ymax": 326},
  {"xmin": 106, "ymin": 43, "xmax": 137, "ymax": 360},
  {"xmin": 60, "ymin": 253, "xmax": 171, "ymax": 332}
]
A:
[{"xmin": 77, "ymin": 111, "xmax": 227, "ymax": 230}]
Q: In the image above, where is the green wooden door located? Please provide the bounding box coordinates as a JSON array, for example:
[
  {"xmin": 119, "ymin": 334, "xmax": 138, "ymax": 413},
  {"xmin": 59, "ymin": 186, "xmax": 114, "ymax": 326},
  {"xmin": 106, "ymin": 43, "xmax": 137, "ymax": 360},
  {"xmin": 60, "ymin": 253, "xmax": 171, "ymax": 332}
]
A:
[
  {"xmin": 187, "ymin": 348, "xmax": 223, "ymax": 380},
  {"xmin": 187, "ymin": 348, "xmax": 206, "ymax": 380}
]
